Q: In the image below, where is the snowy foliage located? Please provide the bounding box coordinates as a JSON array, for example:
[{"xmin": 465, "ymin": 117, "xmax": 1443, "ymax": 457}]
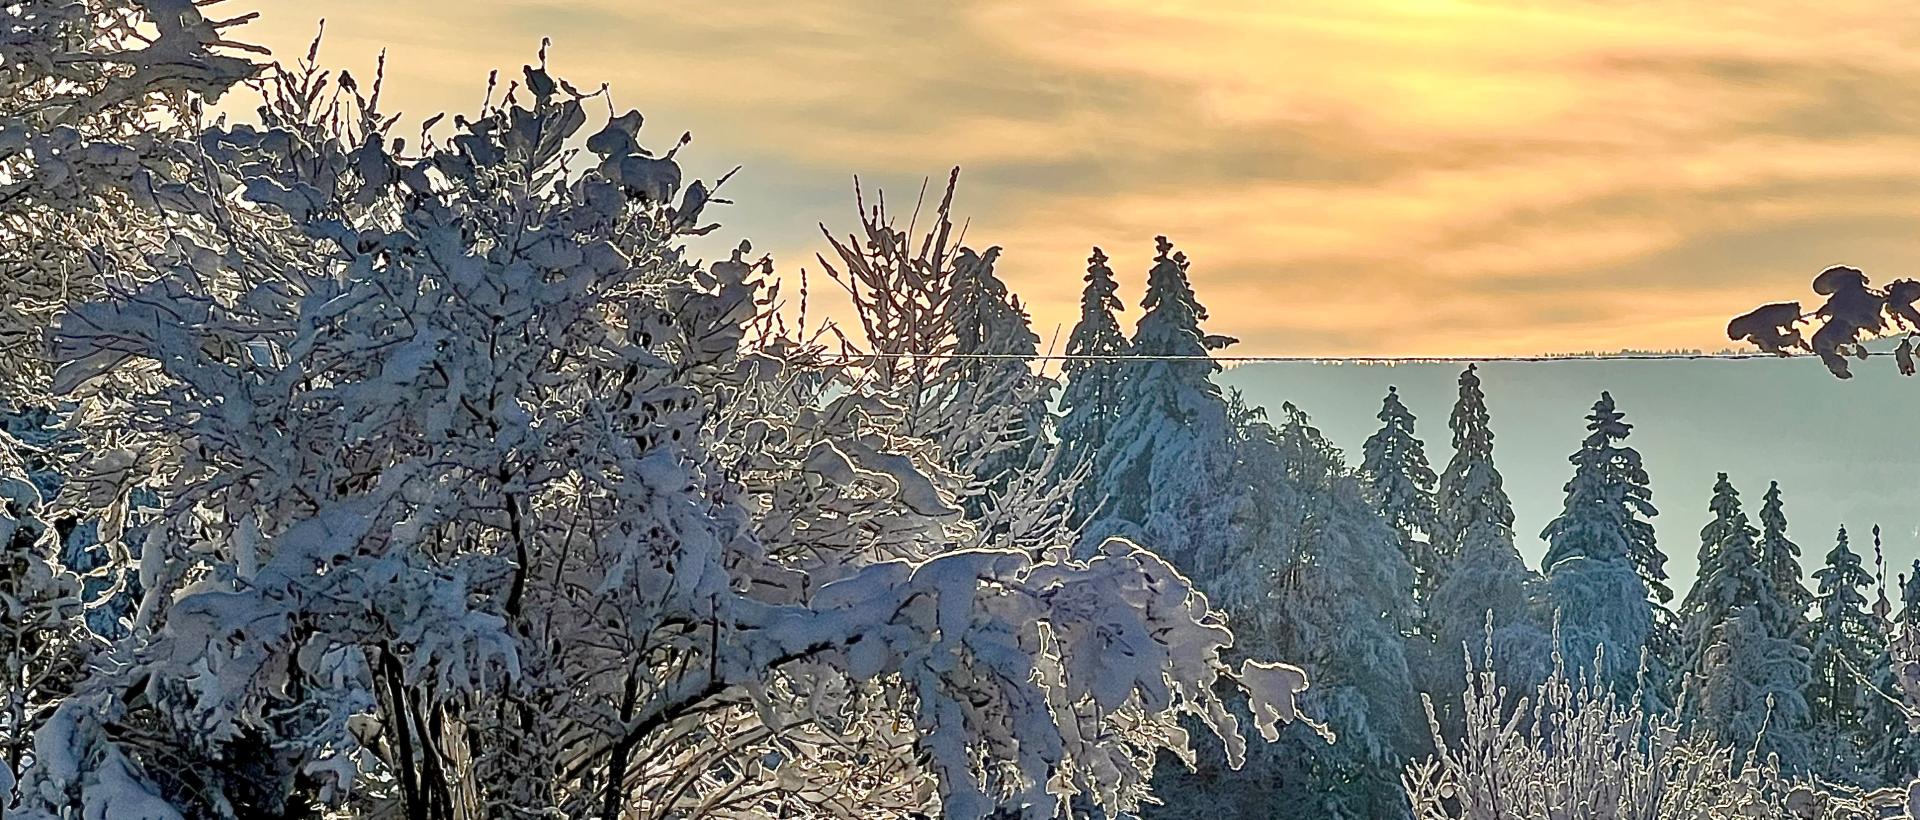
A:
[
  {"xmin": 817, "ymin": 171, "xmax": 1065, "ymax": 545},
  {"xmin": 1407, "ymin": 631, "xmax": 1920, "ymax": 820},
  {"xmin": 1056, "ymin": 247, "xmax": 1131, "ymax": 525},
  {"xmin": 1361, "ymin": 386, "xmax": 1441, "ymax": 607},
  {"xmin": 1864, "ymin": 561, "xmax": 1920, "ymax": 786},
  {"xmin": 11, "ymin": 4, "xmax": 1920, "ymax": 818},
  {"xmin": 1088, "ymin": 236, "xmax": 1239, "ymax": 568},
  {"xmin": 0, "ymin": 28, "xmax": 1311, "ymax": 820},
  {"xmin": 0, "ymin": 437, "xmax": 99, "ymax": 807},
  {"xmin": 1156, "ymin": 402, "xmax": 1421, "ymax": 820},
  {"xmin": 1678, "ymin": 474, "xmax": 1811, "ymax": 772},
  {"xmin": 1810, "ymin": 526, "xmax": 1893, "ymax": 783},
  {"xmin": 1432, "ymin": 366, "xmax": 1513, "ymax": 567},
  {"xmin": 1728, "ymin": 265, "xmax": 1920, "ymax": 378},
  {"xmin": 1540, "ymin": 392, "xmax": 1666, "ymax": 601},
  {"xmin": 1540, "ymin": 391, "xmax": 1671, "ymax": 704},
  {"xmin": 939, "ymin": 242, "xmax": 1053, "ymax": 520},
  {"xmin": 1426, "ymin": 367, "xmax": 1545, "ymax": 714},
  {"xmin": 1763, "ymin": 483, "xmax": 1816, "ymax": 644},
  {"xmin": 0, "ymin": 0, "xmax": 259, "ymax": 397}
]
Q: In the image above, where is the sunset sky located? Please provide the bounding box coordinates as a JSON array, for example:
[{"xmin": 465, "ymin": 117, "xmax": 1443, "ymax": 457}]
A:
[{"xmin": 233, "ymin": 0, "xmax": 1920, "ymax": 356}]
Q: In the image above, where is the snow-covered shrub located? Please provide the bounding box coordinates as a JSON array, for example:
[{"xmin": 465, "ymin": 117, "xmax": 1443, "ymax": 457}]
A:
[
  {"xmin": 1404, "ymin": 626, "xmax": 1920, "ymax": 820},
  {"xmin": 0, "ymin": 0, "xmax": 259, "ymax": 396},
  {"xmin": 0, "ymin": 434, "xmax": 100, "ymax": 809},
  {"xmin": 815, "ymin": 171, "xmax": 1072, "ymax": 552},
  {"xmin": 1413, "ymin": 637, "xmax": 1797, "ymax": 820}
]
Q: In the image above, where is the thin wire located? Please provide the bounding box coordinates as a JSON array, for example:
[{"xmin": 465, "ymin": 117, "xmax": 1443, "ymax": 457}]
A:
[{"xmin": 803, "ymin": 350, "xmax": 1882, "ymax": 364}]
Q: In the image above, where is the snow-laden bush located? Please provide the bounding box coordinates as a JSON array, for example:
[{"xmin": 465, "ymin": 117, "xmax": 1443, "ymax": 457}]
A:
[
  {"xmin": 0, "ymin": 0, "xmax": 259, "ymax": 397},
  {"xmin": 1406, "ymin": 626, "xmax": 1920, "ymax": 820}
]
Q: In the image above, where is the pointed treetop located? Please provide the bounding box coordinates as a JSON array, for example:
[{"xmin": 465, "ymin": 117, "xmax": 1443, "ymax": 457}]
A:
[
  {"xmin": 1814, "ymin": 525, "xmax": 1872, "ymax": 601},
  {"xmin": 948, "ymin": 244, "xmax": 1037, "ymax": 362},
  {"xmin": 1539, "ymin": 392, "xmax": 1661, "ymax": 595},
  {"xmin": 1082, "ymin": 246, "xmax": 1121, "ymax": 308},
  {"xmin": 1436, "ymin": 365, "xmax": 1515, "ymax": 548},
  {"xmin": 1873, "ymin": 524, "xmax": 1893, "ymax": 623},
  {"xmin": 1064, "ymin": 245, "xmax": 1129, "ymax": 370},
  {"xmin": 1136, "ymin": 236, "xmax": 1234, "ymax": 352},
  {"xmin": 1683, "ymin": 473, "xmax": 1780, "ymax": 632},
  {"xmin": 1362, "ymin": 382, "xmax": 1440, "ymax": 566},
  {"xmin": 1756, "ymin": 479, "xmax": 1811, "ymax": 638},
  {"xmin": 1058, "ymin": 244, "xmax": 1135, "ymax": 474},
  {"xmin": 1448, "ymin": 364, "xmax": 1496, "ymax": 457},
  {"xmin": 1900, "ymin": 560, "xmax": 1920, "ymax": 625}
]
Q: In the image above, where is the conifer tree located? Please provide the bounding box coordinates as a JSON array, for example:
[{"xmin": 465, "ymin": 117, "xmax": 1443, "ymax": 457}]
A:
[
  {"xmin": 1807, "ymin": 525, "xmax": 1883, "ymax": 780},
  {"xmin": 940, "ymin": 246, "xmax": 1051, "ymax": 518},
  {"xmin": 1361, "ymin": 386, "xmax": 1440, "ymax": 606},
  {"xmin": 1056, "ymin": 247, "xmax": 1131, "ymax": 523},
  {"xmin": 1539, "ymin": 392, "xmax": 1672, "ymax": 703},
  {"xmin": 1539, "ymin": 393, "xmax": 1665, "ymax": 595},
  {"xmin": 1676, "ymin": 474, "xmax": 1810, "ymax": 771},
  {"xmin": 1758, "ymin": 481, "xmax": 1814, "ymax": 643},
  {"xmin": 1427, "ymin": 366, "xmax": 1545, "ymax": 705},
  {"xmin": 1091, "ymin": 236, "xmax": 1238, "ymax": 568},
  {"xmin": 1163, "ymin": 403, "xmax": 1422, "ymax": 820}
]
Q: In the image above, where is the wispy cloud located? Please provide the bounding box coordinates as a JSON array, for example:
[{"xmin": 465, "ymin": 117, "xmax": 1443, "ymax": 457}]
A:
[{"xmin": 236, "ymin": 0, "xmax": 1920, "ymax": 355}]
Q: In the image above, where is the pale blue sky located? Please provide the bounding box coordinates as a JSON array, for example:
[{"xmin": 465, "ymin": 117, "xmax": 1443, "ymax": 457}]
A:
[{"xmin": 1226, "ymin": 357, "xmax": 1920, "ymax": 600}]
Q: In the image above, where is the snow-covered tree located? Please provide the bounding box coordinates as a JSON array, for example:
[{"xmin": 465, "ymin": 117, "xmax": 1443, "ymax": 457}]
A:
[
  {"xmin": 1864, "ymin": 559, "xmax": 1920, "ymax": 787},
  {"xmin": 1540, "ymin": 391, "xmax": 1670, "ymax": 703},
  {"xmin": 1677, "ymin": 474, "xmax": 1810, "ymax": 772},
  {"xmin": 7, "ymin": 38, "xmax": 1313, "ymax": 820},
  {"xmin": 939, "ymin": 244, "xmax": 1052, "ymax": 519},
  {"xmin": 1088, "ymin": 236, "xmax": 1239, "ymax": 569},
  {"xmin": 1055, "ymin": 247, "xmax": 1130, "ymax": 524},
  {"xmin": 1540, "ymin": 392, "xmax": 1667, "ymax": 601},
  {"xmin": 1427, "ymin": 366, "xmax": 1545, "ymax": 708},
  {"xmin": 1360, "ymin": 386, "xmax": 1440, "ymax": 608},
  {"xmin": 1808, "ymin": 525, "xmax": 1887, "ymax": 781},
  {"xmin": 819, "ymin": 172, "xmax": 1069, "ymax": 549},
  {"xmin": 1760, "ymin": 482, "xmax": 1815, "ymax": 645},
  {"xmin": 1157, "ymin": 402, "xmax": 1421, "ymax": 820}
]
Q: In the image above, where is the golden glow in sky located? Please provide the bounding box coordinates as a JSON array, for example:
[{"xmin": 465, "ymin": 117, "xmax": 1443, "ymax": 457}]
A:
[{"xmin": 235, "ymin": 0, "xmax": 1920, "ymax": 356}]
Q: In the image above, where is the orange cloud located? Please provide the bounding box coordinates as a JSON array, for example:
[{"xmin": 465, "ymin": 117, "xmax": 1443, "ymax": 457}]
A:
[{"xmin": 227, "ymin": 0, "xmax": 1920, "ymax": 357}]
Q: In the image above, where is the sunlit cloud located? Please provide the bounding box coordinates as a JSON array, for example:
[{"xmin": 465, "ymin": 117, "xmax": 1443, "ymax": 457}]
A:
[{"xmin": 233, "ymin": 0, "xmax": 1920, "ymax": 356}]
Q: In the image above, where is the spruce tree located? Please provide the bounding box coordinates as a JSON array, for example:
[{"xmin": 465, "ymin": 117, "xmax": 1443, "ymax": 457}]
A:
[
  {"xmin": 1360, "ymin": 386, "xmax": 1440, "ymax": 607},
  {"xmin": 1090, "ymin": 236, "xmax": 1238, "ymax": 569},
  {"xmin": 1056, "ymin": 247, "xmax": 1130, "ymax": 523},
  {"xmin": 1539, "ymin": 391, "xmax": 1672, "ymax": 704},
  {"xmin": 1807, "ymin": 525, "xmax": 1884, "ymax": 781},
  {"xmin": 1758, "ymin": 481, "xmax": 1814, "ymax": 644},
  {"xmin": 940, "ymin": 246, "xmax": 1051, "ymax": 518},
  {"xmin": 1427, "ymin": 366, "xmax": 1545, "ymax": 707},
  {"xmin": 1677, "ymin": 474, "xmax": 1811, "ymax": 771},
  {"xmin": 1160, "ymin": 403, "xmax": 1421, "ymax": 820},
  {"xmin": 1539, "ymin": 393, "xmax": 1665, "ymax": 596}
]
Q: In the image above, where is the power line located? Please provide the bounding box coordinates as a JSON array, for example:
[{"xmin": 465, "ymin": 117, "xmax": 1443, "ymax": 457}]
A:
[{"xmin": 804, "ymin": 350, "xmax": 1875, "ymax": 365}]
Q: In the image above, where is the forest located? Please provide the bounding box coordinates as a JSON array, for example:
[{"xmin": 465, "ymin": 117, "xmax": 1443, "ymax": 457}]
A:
[{"xmin": 6, "ymin": 1, "xmax": 1920, "ymax": 818}]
